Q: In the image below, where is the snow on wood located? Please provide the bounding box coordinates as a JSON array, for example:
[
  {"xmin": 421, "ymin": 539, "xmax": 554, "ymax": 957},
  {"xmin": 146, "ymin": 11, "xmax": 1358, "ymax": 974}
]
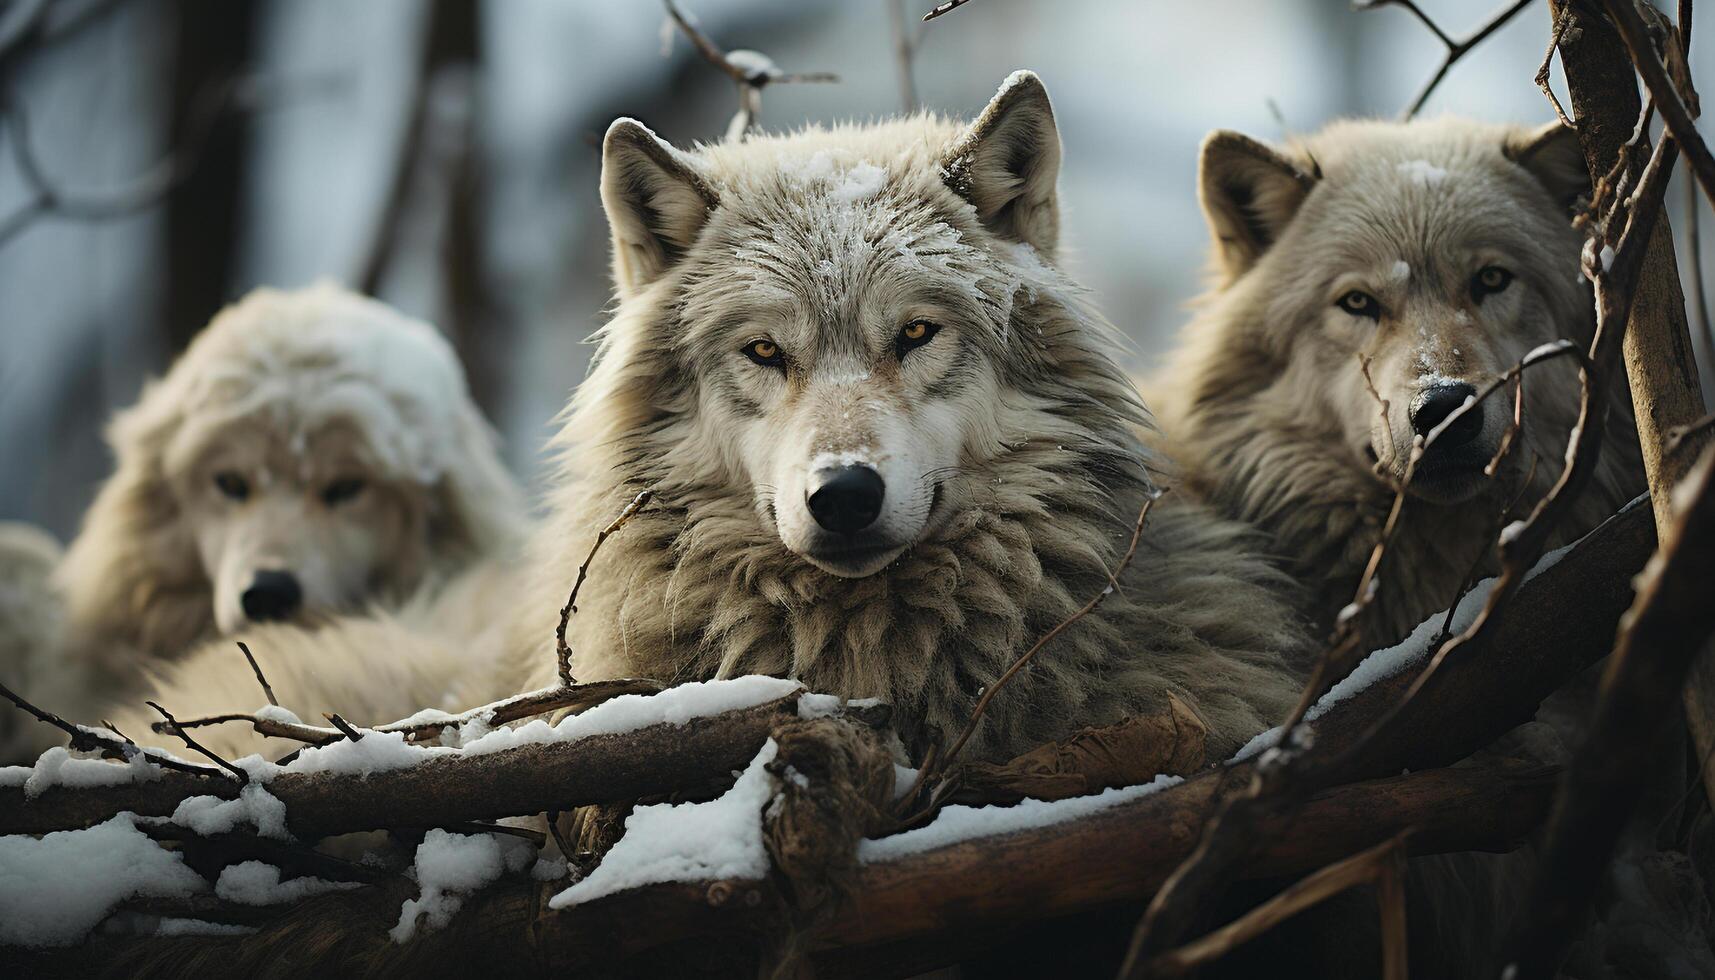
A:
[
  {"xmin": 859, "ymin": 773, "xmax": 1184, "ymax": 864},
  {"xmin": 390, "ymin": 829, "xmax": 535, "ymax": 942},
  {"xmin": 214, "ymin": 861, "xmax": 362, "ymax": 905},
  {"xmin": 0, "ymin": 815, "xmax": 206, "ymax": 948},
  {"xmin": 549, "ymin": 739, "xmax": 781, "ymax": 908}
]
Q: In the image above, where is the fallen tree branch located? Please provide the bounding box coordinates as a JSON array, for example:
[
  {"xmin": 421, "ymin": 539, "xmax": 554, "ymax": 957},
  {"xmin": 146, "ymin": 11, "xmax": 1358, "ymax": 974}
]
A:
[
  {"xmin": 46, "ymin": 761, "xmax": 1557, "ymax": 975},
  {"xmin": 1506, "ymin": 444, "xmax": 1715, "ymax": 978},
  {"xmin": 2, "ymin": 694, "xmax": 812, "ymax": 839},
  {"xmin": 151, "ymin": 678, "xmax": 664, "ymax": 746}
]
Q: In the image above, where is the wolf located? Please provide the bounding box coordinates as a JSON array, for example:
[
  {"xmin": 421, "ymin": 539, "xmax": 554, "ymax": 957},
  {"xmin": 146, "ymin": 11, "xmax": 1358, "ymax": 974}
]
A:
[
  {"xmin": 8, "ymin": 284, "xmax": 524, "ymax": 760},
  {"xmin": 1147, "ymin": 117, "xmax": 1644, "ymax": 645},
  {"xmin": 115, "ymin": 73, "xmax": 1308, "ymax": 774}
]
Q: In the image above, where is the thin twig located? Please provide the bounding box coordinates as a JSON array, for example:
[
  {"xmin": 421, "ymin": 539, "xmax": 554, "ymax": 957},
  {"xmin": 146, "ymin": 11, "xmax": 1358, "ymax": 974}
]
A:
[
  {"xmin": 922, "ymin": 0, "xmax": 975, "ymax": 21},
  {"xmin": 236, "ymin": 642, "xmax": 279, "ymax": 708},
  {"xmin": 445, "ymin": 821, "xmax": 548, "ymax": 847},
  {"xmin": 888, "ymin": 0, "xmax": 920, "ymax": 112},
  {"xmin": 556, "ymin": 489, "xmax": 655, "ymax": 688},
  {"xmin": 1358, "ymin": 0, "xmax": 1536, "ymax": 119},
  {"xmin": 324, "ymin": 713, "xmax": 365, "ymax": 742},
  {"xmin": 0, "ymin": 680, "xmax": 226, "ymax": 778},
  {"xmin": 1146, "ymin": 832, "xmax": 1413, "ymax": 976},
  {"xmin": 156, "ymin": 678, "xmax": 667, "ymax": 747},
  {"xmin": 148, "ymin": 701, "xmax": 250, "ymax": 784},
  {"xmin": 1537, "ymin": 5, "xmax": 1578, "ymax": 128},
  {"xmin": 661, "ymin": 0, "xmax": 836, "ymax": 140},
  {"xmin": 1602, "ymin": 0, "xmax": 1715, "ymax": 209}
]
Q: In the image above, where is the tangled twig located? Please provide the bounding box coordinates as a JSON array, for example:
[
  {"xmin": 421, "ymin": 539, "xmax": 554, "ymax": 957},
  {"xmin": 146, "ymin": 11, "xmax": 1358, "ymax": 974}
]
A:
[
  {"xmin": 661, "ymin": 0, "xmax": 836, "ymax": 141},
  {"xmin": 236, "ymin": 642, "xmax": 279, "ymax": 708},
  {"xmin": 1357, "ymin": 0, "xmax": 1536, "ymax": 119},
  {"xmin": 148, "ymin": 701, "xmax": 250, "ymax": 784},
  {"xmin": 0, "ymin": 679, "xmax": 226, "ymax": 779},
  {"xmin": 556, "ymin": 489, "xmax": 656, "ymax": 688}
]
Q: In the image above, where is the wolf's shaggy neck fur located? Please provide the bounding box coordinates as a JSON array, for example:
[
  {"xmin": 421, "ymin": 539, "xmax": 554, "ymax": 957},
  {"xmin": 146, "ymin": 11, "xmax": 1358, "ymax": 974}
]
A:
[{"xmin": 508, "ymin": 114, "xmax": 1308, "ymax": 763}]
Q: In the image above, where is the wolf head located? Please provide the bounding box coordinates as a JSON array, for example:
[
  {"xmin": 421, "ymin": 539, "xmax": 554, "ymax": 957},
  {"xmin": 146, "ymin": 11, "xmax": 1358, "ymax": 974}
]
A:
[
  {"xmin": 1189, "ymin": 118, "xmax": 1590, "ymax": 505},
  {"xmin": 585, "ymin": 71, "xmax": 1122, "ymax": 580},
  {"xmin": 56, "ymin": 284, "xmax": 523, "ymax": 654}
]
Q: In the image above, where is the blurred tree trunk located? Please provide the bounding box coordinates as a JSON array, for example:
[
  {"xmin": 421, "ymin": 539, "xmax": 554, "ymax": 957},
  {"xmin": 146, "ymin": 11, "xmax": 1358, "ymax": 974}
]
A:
[{"xmin": 161, "ymin": 0, "xmax": 258, "ymax": 351}]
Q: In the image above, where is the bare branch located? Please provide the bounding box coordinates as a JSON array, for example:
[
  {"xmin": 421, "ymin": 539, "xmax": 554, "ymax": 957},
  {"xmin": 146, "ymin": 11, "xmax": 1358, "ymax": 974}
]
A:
[
  {"xmin": 1358, "ymin": 0, "xmax": 1536, "ymax": 119},
  {"xmin": 557, "ymin": 489, "xmax": 655, "ymax": 687},
  {"xmin": 236, "ymin": 642, "xmax": 278, "ymax": 708},
  {"xmin": 147, "ymin": 701, "xmax": 249, "ymax": 784},
  {"xmin": 323, "ymin": 713, "xmax": 364, "ymax": 743},
  {"xmin": 0, "ymin": 679, "xmax": 226, "ymax": 780},
  {"xmin": 922, "ymin": 0, "xmax": 975, "ymax": 22},
  {"xmin": 660, "ymin": 0, "xmax": 836, "ymax": 140},
  {"xmin": 1146, "ymin": 833, "xmax": 1412, "ymax": 977},
  {"xmin": 1602, "ymin": 0, "xmax": 1715, "ymax": 213},
  {"xmin": 1507, "ymin": 443, "xmax": 1715, "ymax": 977}
]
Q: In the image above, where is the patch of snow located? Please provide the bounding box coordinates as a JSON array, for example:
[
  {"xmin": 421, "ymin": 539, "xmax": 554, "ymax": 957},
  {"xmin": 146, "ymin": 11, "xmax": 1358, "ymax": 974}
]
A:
[
  {"xmin": 13, "ymin": 745, "xmax": 167, "ymax": 799},
  {"xmin": 460, "ymin": 676, "xmax": 802, "ymax": 758},
  {"xmin": 171, "ymin": 783, "xmax": 290, "ymax": 839},
  {"xmin": 1599, "ymin": 244, "xmax": 1615, "ymax": 272},
  {"xmin": 531, "ymin": 854, "xmax": 570, "ymax": 881},
  {"xmin": 797, "ymin": 692, "xmax": 844, "ymax": 719},
  {"xmin": 288, "ymin": 729, "xmax": 455, "ymax": 776},
  {"xmin": 1397, "ymin": 159, "xmax": 1448, "ymax": 185},
  {"xmin": 254, "ymin": 704, "xmax": 304, "ymax": 727},
  {"xmin": 0, "ymin": 815, "xmax": 206, "ymax": 948},
  {"xmin": 1232, "ymin": 522, "xmax": 1603, "ymax": 763},
  {"xmin": 214, "ymin": 861, "xmax": 361, "ymax": 905},
  {"xmin": 1388, "ymin": 260, "xmax": 1411, "ymax": 284},
  {"xmin": 151, "ymin": 917, "xmax": 258, "ymax": 937},
  {"xmin": 892, "ymin": 764, "xmax": 919, "ymax": 800},
  {"xmin": 724, "ymin": 49, "xmax": 780, "ymax": 80},
  {"xmin": 830, "ymin": 161, "xmax": 887, "ymax": 204},
  {"xmin": 549, "ymin": 739, "xmax": 781, "ymax": 908},
  {"xmin": 859, "ymin": 774, "xmax": 1184, "ymax": 864},
  {"xmin": 390, "ymin": 829, "xmax": 534, "ymax": 942}
]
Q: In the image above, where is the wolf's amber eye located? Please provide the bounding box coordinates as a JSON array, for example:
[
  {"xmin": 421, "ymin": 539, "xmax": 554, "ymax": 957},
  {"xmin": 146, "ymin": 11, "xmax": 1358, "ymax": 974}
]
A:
[
  {"xmin": 213, "ymin": 471, "xmax": 249, "ymax": 502},
  {"xmin": 742, "ymin": 339, "xmax": 784, "ymax": 368},
  {"xmin": 1472, "ymin": 265, "xmax": 1514, "ymax": 299},
  {"xmin": 896, "ymin": 319, "xmax": 941, "ymax": 357},
  {"xmin": 321, "ymin": 477, "xmax": 367, "ymax": 507},
  {"xmin": 1337, "ymin": 290, "xmax": 1381, "ymax": 320}
]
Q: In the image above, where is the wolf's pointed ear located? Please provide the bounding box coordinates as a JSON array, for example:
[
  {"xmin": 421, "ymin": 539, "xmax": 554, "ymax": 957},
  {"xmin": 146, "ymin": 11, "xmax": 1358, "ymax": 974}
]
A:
[
  {"xmin": 600, "ymin": 118, "xmax": 719, "ymax": 296},
  {"xmin": 1505, "ymin": 121, "xmax": 1589, "ymax": 211},
  {"xmin": 1198, "ymin": 130, "xmax": 1316, "ymax": 281},
  {"xmin": 943, "ymin": 71, "xmax": 1062, "ymax": 254}
]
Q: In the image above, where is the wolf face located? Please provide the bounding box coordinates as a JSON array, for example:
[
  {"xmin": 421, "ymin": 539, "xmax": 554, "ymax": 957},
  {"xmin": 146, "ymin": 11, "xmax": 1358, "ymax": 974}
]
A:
[
  {"xmin": 597, "ymin": 73, "xmax": 1068, "ymax": 578},
  {"xmin": 1195, "ymin": 119, "xmax": 1590, "ymax": 505},
  {"xmin": 54, "ymin": 284, "xmax": 524, "ymax": 661}
]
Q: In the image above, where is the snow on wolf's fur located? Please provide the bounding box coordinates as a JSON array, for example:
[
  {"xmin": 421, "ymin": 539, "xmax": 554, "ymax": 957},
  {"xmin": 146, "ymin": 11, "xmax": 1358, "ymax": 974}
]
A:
[
  {"xmin": 10, "ymin": 284, "xmax": 524, "ymax": 762},
  {"xmin": 1148, "ymin": 117, "xmax": 1644, "ymax": 645},
  {"xmin": 119, "ymin": 73, "xmax": 1309, "ymax": 773}
]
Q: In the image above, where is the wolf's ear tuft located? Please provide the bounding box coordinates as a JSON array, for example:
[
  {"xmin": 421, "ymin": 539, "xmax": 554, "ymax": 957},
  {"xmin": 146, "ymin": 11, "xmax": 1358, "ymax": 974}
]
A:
[
  {"xmin": 1198, "ymin": 131, "xmax": 1316, "ymax": 281},
  {"xmin": 943, "ymin": 71, "xmax": 1062, "ymax": 254},
  {"xmin": 1505, "ymin": 121, "xmax": 1589, "ymax": 211},
  {"xmin": 600, "ymin": 118, "xmax": 719, "ymax": 296}
]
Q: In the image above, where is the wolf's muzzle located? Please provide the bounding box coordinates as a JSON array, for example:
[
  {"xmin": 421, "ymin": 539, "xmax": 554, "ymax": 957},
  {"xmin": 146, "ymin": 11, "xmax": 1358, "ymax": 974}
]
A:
[
  {"xmin": 1410, "ymin": 382, "xmax": 1482, "ymax": 450},
  {"xmin": 242, "ymin": 569, "xmax": 303, "ymax": 622},
  {"xmin": 807, "ymin": 465, "xmax": 885, "ymax": 533}
]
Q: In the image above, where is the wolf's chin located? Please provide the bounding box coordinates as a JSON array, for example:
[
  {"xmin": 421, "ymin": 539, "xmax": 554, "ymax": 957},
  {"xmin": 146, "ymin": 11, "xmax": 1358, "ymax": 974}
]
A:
[{"xmin": 796, "ymin": 541, "xmax": 909, "ymax": 579}]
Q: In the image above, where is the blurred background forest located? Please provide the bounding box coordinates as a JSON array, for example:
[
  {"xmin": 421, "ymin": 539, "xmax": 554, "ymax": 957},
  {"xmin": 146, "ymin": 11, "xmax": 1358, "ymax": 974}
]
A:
[{"xmin": 3, "ymin": 0, "xmax": 1712, "ymax": 538}]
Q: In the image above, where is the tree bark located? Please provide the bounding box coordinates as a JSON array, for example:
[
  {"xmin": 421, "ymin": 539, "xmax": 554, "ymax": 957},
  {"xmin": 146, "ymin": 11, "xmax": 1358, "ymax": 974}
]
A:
[{"xmin": 1551, "ymin": 0, "xmax": 1715, "ymax": 807}]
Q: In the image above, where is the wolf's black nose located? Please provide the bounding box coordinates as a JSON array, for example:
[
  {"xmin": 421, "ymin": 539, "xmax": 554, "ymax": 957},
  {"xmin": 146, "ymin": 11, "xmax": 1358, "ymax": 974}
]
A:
[
  {"xmin": 808, "ymin": 465, "xmax": 885, "ymax": 533},
  {"xmin": 242, "ymin": 570, "xmax": 303, "ymax": 622},
  {"xmin": 1411, "ymin": 382, "xmax": 1482, "ymax": 448}
]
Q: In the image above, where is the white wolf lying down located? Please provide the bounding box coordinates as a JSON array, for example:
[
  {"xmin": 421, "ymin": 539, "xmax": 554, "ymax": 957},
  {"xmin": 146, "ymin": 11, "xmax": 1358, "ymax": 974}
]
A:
[
  {"xmin": 120, "ymin": 73, "xmax": 1309, "ymax": 768},
  {"xmin": 7, "ymin": 284, "xmax": 524, "ymax": 761}
]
